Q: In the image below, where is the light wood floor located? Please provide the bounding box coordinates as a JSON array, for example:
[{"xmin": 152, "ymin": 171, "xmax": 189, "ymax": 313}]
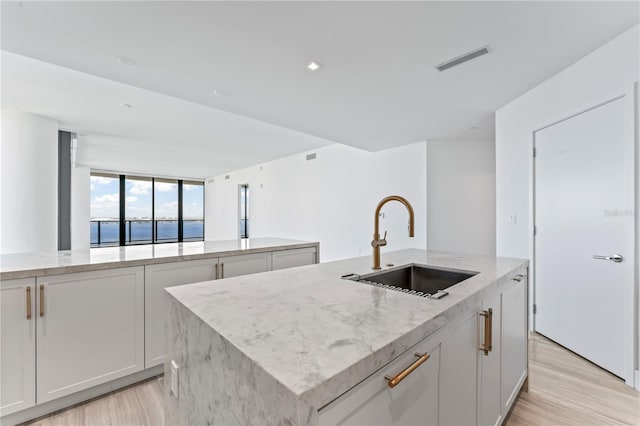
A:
[
  {"xmin": 506, "ymin": 333, "xmax": 640, "ymax": 426},
  {"xmin": 23, "ymin": 377, "xmax": 165, "ymax": 426},
  {"xmin": 24, "ymin": 333, "xmax": 640, "ymax": 426}
]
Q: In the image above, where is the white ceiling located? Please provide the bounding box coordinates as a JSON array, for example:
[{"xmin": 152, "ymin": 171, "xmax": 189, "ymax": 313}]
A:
[
  {"xmin": 1, "ymin": 52, "xmax": 332, "ymax": 179},
  {"xmin": 2, "ymin": 1, "xmax": 638, "ymax": 175}
]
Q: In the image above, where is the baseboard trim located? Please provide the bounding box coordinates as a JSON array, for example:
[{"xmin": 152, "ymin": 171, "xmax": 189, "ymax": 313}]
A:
[{"xmin": 1, "ymin": 365, "xmax": 163, "ymax": 426}]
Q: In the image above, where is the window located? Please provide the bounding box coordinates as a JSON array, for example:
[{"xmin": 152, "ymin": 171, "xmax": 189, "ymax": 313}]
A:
[
  {"xmin": 125, "ymin": 176, "xmax": 153, "ymax": 244},
  {"xmin": 183, "ymin": 181, "xmax": 204, "ymax": 241},
  {"xmin": 90, "ymin": 173, "xmax": 120, "ymax": 246},
  {"xmin": 154, "ymin": 178, "xmax": 179, "ymax": 243},
  {"xmin": 90, "ymin": 173, "xmax": 205, "ymax": 247},
  {"xmin": 239, "ymin": 184, "xmax": 249, "ymax": 239}
]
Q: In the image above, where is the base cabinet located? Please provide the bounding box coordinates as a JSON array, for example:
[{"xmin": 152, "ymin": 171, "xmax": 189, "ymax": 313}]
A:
[
  {"xmin": 480, "ymin": 291, "xmax": 503, "ymax": 426},
  {"xmin": 501, "ymin": 274, "xmax": 528, "ymax": 412},
  {"xmin": 0, "ymin": 278, "xmax": 36, "ymax": 416},
  {"xmin": 218, "ymin": 252, "xmax": 271, "ymax": 279},
  {"xmin": 145, "ymin": 258, "xmax": 218, "ymax": 368},
  {"xmin": 320, "ymin": 270, "xmax": 528, "ymax": 426},
  {"xmin": 319, "ymin": 336, "xmax": 440, "ymax": 425},
  {"xmin": 36, "ymin": 267, "xmax": 144, "ymax": 404},
  {"xmin": 272, "ymin": 247, "xmax": 318, "ymax": 270},
  {"xmin": 439, "ymin": 305, "xmax": 481, "ymax": 426}
]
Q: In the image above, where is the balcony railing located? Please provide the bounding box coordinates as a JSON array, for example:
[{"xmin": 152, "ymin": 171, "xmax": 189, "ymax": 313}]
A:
[
  {"xmin": 240, "ymin": 218, "xmax": 249, "ymax": 239},
  {"xmin": 90, "ymin": 219, "xmax": 204, "ymax": 247}
]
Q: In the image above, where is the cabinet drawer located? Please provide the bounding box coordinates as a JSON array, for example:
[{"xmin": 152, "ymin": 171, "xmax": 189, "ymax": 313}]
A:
[
  {"xmin": 319, "ymin": 336, "xmax": 440, "ymax": 426},
  {"xmin": 271, "ymin": 247, "xmax": 317, "ymax": 271}
]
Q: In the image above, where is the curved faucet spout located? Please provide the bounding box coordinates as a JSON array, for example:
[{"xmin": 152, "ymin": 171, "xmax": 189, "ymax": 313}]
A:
[{"xmin": 372, "ymin": 195, "xmax": 415, "ymax": 270}]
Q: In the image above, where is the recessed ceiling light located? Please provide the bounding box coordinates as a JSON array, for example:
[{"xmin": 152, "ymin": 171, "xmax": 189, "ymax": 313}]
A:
[
  {"xmin": 117, "ymin": 57, "xmax": 138, "ymax": 68},
  {"xmin": 307, "ymin": 61, "xmax": 323, "ymax": 71},
  {"xmin": 120, "ymin": 103, "xmax": 133, "ymax": 108},
  {"xmin": 212, "ymin": 89, "xmax": 228, "ymax": 97}
]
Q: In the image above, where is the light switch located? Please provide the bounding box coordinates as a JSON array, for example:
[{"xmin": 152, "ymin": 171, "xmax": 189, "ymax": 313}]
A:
[
  {"xmin": 509, "ymin": 214, "xmax": 517, "ymax": 224},
  {"xmin": 170, "ymin": 360, "xmax": 179, "ymax": 399}
]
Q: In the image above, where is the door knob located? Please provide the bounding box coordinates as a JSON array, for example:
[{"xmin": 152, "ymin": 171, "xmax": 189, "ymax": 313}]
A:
[{"xmin": 593, "ymin": 254, "xmax": 623, "ymax": 263}]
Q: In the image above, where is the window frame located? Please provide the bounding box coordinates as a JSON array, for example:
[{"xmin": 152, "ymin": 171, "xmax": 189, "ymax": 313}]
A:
[
  {"xmin": 90, "ymin": 173, "xmax": 204, "ymax": 247},
  {"xmin": 239, "ymin": 183, "xmax": 249, "ymax": 239}
]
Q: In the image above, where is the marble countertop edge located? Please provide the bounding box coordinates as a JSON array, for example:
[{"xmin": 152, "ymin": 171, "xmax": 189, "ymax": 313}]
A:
[
  {"xmin": 0, "ymin": 238, "xmax": 319, "ymax": 280},
  {"xmin": 166, "ymin": 249, "xmax": 528, "ymax": 411}
]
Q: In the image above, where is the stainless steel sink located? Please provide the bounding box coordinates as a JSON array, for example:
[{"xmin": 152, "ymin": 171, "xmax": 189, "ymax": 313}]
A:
[{"xmin": 344, "ymin": 264, "xmax": 478, "ymax": 299}]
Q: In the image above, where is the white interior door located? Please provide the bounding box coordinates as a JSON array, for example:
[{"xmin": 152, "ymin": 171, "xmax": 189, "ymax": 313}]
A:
[{"xmin": 534, "ymin": 94, "xmax": 635, "ymax": 382}]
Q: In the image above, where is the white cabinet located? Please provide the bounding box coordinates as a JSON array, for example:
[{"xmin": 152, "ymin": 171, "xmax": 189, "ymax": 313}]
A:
[
  {"xmin": 272, "ymin": 247, "xmax": 317, "ymax": 270},
  {"xmin": 501, "ymin": 272, "xmax": 528, "ymax": 414},
  {"xmin": 145, "ymin": 258, "xmax": 218, "ymax": 367},
  {"xmin": 480, "ymin": 291, "xmax": 502, "ymax": 426},
  {"xmin": 1, "ymin": 278, "xmax": 36, "ymax": 416},
  {"xmin": 439, "ymin": 305, "xmax": 480, "ymax": 426},
  {"xmin": 319, "ymin": 335, "xmax": 440, "ymax": 425},
  {"xmin": 320, "ymin": 271, "xmax": 528, "ymax": 426},
  {"xmin": 218, "ymin": 252, "xmax": 271, "ymax": 279},
  {"xmin": 36, "ymin": 267, "xmax": 144, "ymax": 403},
  {"xmin": 1, "ymin": 245, "xmax": 319, "ymax": 421}
]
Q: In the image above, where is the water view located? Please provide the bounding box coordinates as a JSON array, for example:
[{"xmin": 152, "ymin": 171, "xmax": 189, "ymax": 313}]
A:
[
  {"xmin": 90, "ymin": 174, "xmax": 205, "ymax": 246},
  {"xmin": 91, "ymin": 220, "xmax": 204, "ymax": 246}
]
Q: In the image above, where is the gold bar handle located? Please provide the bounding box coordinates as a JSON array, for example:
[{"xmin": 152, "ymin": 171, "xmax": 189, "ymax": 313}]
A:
[
  {"xmin": 221, "ymin": 262, "xmax": 224, "ymax": 279},
  {"xmin": 384, "ymin": 352, "xmax": 430, "ymax": 388},
  {"xmin": 215, "ymin": 263, "xmax": 219, "ymax": 280},
  {"xmin": 39, "ymin": 284, "xmax": 45, "ymax": 318},
  {"xmin": 479, "ymin": 308, "xmax": 493, "ymax": 355},
  {"xmin": 26, "ymin": 286, "xmax": 32, "ymax": 320}
]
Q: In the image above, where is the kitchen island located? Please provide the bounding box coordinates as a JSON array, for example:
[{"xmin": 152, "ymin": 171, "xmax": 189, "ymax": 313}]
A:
[
  {"xmin": 0, "ymin": 238, "xmax": 318, "ymax": 425},
  {"xmin": 165, "ymin": 249, "xmax": 529, "ymax": 425}
]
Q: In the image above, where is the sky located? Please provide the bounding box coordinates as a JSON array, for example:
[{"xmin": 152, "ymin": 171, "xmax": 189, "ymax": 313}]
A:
[{"xmin": 90, "ymin": 176, "xmax": 204, "ymax": 220}]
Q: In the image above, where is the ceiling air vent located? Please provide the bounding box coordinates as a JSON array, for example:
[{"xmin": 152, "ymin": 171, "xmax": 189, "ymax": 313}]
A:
[
  {"xmin": 435, "ymin": 46, "xmax": 490, "ymax": 72},
  {"xmin": 306, "ymin": 153, "xmax": 317, "ymax": 161}
]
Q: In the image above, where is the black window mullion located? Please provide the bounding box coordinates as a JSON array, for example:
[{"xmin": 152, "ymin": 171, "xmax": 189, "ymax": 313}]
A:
[
  {"xmin": 152, "ymin": 178, "xmax": 156, "ymax": 243},
  {"xmin": 119, "ymin": 175, "xmax": 126, "ymax": 246},
  {"xmin": 178, "ymin": 180, "xmax": 184, "ymax": 242}
]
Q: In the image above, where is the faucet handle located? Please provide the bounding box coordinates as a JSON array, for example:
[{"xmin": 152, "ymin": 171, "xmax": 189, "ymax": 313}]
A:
[{"xmin": 371, "ymin": 231, "xmax": 388, "ymax": 248}]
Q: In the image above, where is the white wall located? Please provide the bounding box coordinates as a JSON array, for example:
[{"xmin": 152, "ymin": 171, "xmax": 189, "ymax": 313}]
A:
[
  {"xmin": 1, "ymin": 112, "xmax": 59, "ymax": 254},
  {"xmin": 205, "ymin": 142, "xmax": 427, "ymax": 262},
  {"xmin": 495, "ymin": 25, "xmax": 639, "ymax": 381},
  {"xmin": 427, "ymin": 140, "xmax": 496, "ymax": 256},
  {"xmin": 71, "ymin": 165, "xmax": 90, "ymax": 249},
  {"xmin": 496, "ymin": 24, "xmax": 639, "ymax": 259}
]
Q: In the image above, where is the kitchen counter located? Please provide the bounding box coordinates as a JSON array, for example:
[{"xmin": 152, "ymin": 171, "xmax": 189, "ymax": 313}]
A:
[
  {"xmin": 0, "ymin": 238, "xmax": 319, "ymax": 280},
  {"xmin": 164, "ymin": 249, "xmax": 528, "ymax": 425}
]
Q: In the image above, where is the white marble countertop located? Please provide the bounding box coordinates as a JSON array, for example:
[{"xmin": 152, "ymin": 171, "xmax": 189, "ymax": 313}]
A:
[
  {"xmin": 0, "ymin": 238, "xmax": 319, "ymax": 280},
  {"xmin": 166, "ymin": 249, "xmax": 528, "ymax": 412}
]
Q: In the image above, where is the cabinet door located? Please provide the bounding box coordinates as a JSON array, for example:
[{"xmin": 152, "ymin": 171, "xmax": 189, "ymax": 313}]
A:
[
  {"xmin": 1, "ymin": 278, "xmax": 36, "ymax": 416},
  {"xmin": 36, "ymin": 267, "xmax": 144, "ymax": 403},
  {"xmin": 319, "ymin": 337, "xmax": 440, "ymax": 425},
  {"xmin": 218, "ymin": 252, "xmax": 271, "ymax": 279},
  {"xmin": 145, "ymin": 258, "xmax": 218, "ymax": 367},
  {"xmin": 501, "ymin": 274, "xmax": 528, "ymax": 414},
  {"xmin": 440, "ymin": 305, "xmax": 480, "ymax": 426},
  {"xmin": 271, "ymin": 247, "xmax": 317, "ymax": 270},
  {"xmin": 480, "ymin": 291, "xmax": 502, "ymax": 426}
]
